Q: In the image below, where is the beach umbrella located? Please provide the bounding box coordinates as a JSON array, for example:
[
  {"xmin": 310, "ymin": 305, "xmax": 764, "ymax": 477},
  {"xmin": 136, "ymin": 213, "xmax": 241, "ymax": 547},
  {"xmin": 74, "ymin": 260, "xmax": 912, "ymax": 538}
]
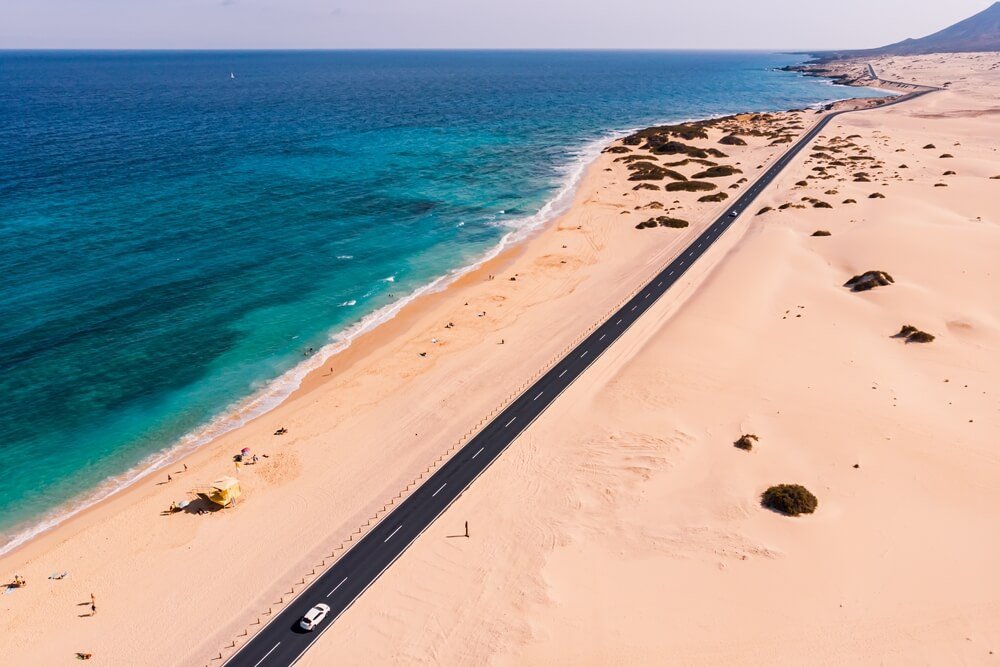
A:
[{"xmin": 241, "ymin": 447, "xmax": 250, "ymax": 455}]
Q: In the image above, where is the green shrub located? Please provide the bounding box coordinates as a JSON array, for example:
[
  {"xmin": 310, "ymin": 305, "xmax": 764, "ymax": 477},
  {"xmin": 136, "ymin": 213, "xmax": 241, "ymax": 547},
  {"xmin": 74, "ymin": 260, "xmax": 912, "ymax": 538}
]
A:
[
  {"xmin": 697, "ymin": 192, "xmax": 729, "ymax": 203},
  {"xmin": 719, "ymin": 134, "xmax": 747, "ymax": 146},
  {"xmin": 907, "ymin": 330, "xmax": 935, "ymax": 343},
  {"xmin": 756, "ymin": 206, "xmax": 773, "ymax": 215},
  {"xmin": 761, "ymin": 484, "xmax": 818, "ymax": 516},
  {"xmin": 692, "ymin": 165, "xmax": 743, "ymax": 179},
  {"xmin": 844, "ymin": 270, "xmax": 894, "ymax": 292},
  {"xmin": 604, "ymin": 145, "xmax": 632, "ymax": 154},
  {"xmin": 665, "ymin": 180, "xmax": 717, "ymax": 192}
]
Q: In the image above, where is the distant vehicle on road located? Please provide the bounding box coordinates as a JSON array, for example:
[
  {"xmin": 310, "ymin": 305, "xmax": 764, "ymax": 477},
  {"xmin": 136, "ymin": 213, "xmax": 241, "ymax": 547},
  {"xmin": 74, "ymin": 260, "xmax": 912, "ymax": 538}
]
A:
[
  {"xmin": 299, "ymin": 603, "xmax": 331, "ymax": 631},
  {"xmin": 730, "ymin": 210, "xmax": 739, "ymax": 217}
]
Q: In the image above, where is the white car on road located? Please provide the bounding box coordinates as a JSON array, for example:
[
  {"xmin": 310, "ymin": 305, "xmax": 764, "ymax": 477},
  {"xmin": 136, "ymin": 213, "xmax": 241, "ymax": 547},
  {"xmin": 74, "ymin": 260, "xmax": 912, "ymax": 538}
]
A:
[{"xmin": 299, "ymin": 603, "xmax": 331, "ymax": 631}]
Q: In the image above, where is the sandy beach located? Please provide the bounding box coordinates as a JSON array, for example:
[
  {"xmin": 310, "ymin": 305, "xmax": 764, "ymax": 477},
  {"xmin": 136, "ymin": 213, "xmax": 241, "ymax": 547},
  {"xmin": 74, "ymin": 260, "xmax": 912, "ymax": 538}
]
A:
[{"xmin": 2, "ymin": 52, "xmax": 998, "ymax": 665}]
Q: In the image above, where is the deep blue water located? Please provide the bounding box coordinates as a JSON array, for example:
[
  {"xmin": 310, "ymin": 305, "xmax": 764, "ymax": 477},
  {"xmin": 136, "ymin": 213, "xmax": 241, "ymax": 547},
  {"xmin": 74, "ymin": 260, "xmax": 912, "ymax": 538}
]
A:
[{"xmin": 0, "ymin": 50, "xmax": 884, "ymax": 551}]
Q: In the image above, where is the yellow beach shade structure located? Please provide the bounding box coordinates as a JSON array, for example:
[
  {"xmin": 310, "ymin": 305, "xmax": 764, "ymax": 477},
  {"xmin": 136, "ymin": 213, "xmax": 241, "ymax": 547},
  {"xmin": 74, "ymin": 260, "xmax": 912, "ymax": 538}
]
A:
[{"xmin": 207, "ymin": 477, "xmax": 241, "ymax": 507}]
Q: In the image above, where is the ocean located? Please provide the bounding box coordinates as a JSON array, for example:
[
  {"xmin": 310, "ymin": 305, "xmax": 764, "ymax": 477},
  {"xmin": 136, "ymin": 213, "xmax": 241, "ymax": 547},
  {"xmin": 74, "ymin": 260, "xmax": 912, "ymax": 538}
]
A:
[{"xmin": 0, "ymin": 50, "xmax": 886, "ymax": 553}]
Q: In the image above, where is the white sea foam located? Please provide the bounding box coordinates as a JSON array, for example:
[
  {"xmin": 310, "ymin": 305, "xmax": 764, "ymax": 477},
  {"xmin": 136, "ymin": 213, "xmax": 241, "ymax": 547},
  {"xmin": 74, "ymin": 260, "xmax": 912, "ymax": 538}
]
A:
[
  {"xmin": 339, "ymin": 300, "xmax": 357, "ymax": 307},
  {"xmin": 382, "ymin": 275, "xmax": 395, "ymax": 283},
  {"xmin": 336, "ymin": 255, "xmax": 353, "ymax": 260}
]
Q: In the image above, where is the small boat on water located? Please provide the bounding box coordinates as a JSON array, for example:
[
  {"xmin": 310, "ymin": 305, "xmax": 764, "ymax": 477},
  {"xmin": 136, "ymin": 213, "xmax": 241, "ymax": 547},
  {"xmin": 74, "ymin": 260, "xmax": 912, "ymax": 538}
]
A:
[{"xmin": 230, "ymin": 72, "xmax": 236, "ymax": 80}]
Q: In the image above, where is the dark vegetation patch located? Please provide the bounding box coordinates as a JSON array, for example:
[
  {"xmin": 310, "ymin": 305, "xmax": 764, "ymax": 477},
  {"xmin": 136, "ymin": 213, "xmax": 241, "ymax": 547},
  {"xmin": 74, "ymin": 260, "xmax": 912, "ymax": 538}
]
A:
[
  {"xmin": 627, "ymin": 161, "xmax": 688, "ymax": 182},
  {"xmin": 603, "ymin": 145, "xmax": 632, "ymax": 154},
  {"xmin": 893, "ymin": 324, "xmax": 934, "ymax": 343},
  {"xmin": 698, "ymin": 192, "xmax": 729, "ymax": 203},
  {"xmin": 812, "ymin": 200, "xmax": 833, "ymax": 208},
  {"xmin": 842, "ymin": 198, "xmax": 857, "ymax": 204},
  {"xmin": 795, "ymin": 180, "xmax": 808, "ymax": 187},
  {"xmin": 939, "ymin": 153, "xmax": 954, "ymax": 158},
  {"xmin": 934, "ymin": 183, "xmax": 948, "ymax": 187},
  {"xmin": 923, "ymin": 143, "xmax": 936, "ymax": 149},
  {"xmin": 756, "ymin": 206, "xmax": 773, "ymax": 215},
  {"xmin": 706, "ymin": 148, "xmax": 728, "ymax": 158},
  {"xmin": 869, "ymin": 192, "xmax": 885, "ymax": 199},
  {"xmin": 632, "ymin": 183, "xmax": 660, "ymax": 191},
  {"xmin": 665, "ymin": 180, "xmax": 717, "ymax": 192},
  {"xmin": 636, "ymin": 216, "xmax": 689, "ymax": 229},
  {"xmin": 692, "ymin": 165, "xmax": 743, "ymax": 179},
  {"xmin": 811, "ymin": 230, "xmax": 832, "ymax": 236},
  {"xmin": 719, "ymin": 134, "xmax": 747, "ymax": 146},
  {"xmin": 943, "ymin": 170, "xmax": 956, "ymax": 176},
  {"xmin": 761, "ymin": 484, "xmax": 818, "ymax": 516},
  {"xmin": 615, "ymin": 154, "xmax": 658, "ymax": 163},
  {"xmin": 663, "ymin": 158, "xmax": 718, "ymax": 168},
  {"xmin": 734, "ymin": 434, "xmax": 758, "ymax": 451},
  {"xmin": 844, "ymin": 270, "xmax": 894, "ymax": 292}
]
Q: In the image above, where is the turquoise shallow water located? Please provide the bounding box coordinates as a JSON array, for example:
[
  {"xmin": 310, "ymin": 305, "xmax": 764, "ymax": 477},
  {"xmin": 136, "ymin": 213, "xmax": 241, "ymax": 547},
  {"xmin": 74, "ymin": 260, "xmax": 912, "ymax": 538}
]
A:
[{"xmin": 0, "ymin": 51, "xmax": 886, "ymax": 552}]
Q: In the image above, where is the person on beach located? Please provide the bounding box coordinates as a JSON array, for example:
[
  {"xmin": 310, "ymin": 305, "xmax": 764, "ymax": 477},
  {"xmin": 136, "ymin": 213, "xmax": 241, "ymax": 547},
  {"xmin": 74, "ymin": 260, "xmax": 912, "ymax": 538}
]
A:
[
  {"xmin": 167, "ymin": 474, "xmax": 172, "ymax": 483},
  {"xmin": 90, "ymin": 603, "xmax": 96, "ymax": 616}
]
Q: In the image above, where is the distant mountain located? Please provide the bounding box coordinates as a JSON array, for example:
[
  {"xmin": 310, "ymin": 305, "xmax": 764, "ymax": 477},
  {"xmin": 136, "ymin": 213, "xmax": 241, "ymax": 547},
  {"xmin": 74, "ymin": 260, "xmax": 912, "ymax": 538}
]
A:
[{"xmin": 810, "ymin": 2, "xmax": 1000, "ymax": 60}]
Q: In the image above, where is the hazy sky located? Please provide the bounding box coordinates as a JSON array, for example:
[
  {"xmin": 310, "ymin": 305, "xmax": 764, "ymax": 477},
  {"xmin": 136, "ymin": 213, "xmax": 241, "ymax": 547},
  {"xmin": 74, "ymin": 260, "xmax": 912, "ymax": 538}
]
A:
[{"xmin": 1, "ymin": 0, "xmax": 991, "ymax": 50}]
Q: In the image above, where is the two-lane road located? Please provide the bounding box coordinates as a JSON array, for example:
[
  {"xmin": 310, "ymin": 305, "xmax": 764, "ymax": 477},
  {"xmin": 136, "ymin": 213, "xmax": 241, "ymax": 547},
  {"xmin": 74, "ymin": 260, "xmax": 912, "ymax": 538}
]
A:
[{"xmin": 225, "ymin": 68, "xmax": 933, "ymax": 667}]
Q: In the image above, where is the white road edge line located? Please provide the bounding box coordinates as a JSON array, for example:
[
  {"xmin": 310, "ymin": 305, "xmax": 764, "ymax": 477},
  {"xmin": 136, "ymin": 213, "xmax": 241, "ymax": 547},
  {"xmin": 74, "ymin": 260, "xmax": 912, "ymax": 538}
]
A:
[
  {"xmin": 326, "ymin": 577, "xmax": 348, "ymax": 598},
  {"xmin": 253, "ymin": 642, "xmax": 281, "ymax": 667},
  {"xmin": 384, "ymin": 525, "xmax": 402, "ymax": 543},
  {"xmin": 432, "ymin": 483, "xmax": 447, "ymax": 497}
]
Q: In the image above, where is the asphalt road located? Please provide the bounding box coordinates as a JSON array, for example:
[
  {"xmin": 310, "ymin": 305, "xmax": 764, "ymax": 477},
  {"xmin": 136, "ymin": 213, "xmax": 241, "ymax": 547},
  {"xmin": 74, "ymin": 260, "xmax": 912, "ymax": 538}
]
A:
[{"xmin": 224, "ymin": 68, "xmax": 933, "ymax": 667}]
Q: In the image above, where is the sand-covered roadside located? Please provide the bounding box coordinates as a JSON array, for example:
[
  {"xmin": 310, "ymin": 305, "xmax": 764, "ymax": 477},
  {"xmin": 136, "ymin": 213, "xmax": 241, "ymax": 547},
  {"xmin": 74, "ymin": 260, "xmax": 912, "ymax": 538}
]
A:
[
  {"xmin": 289, "ymin": 53, "xmax": 997, "ymax": 665},
  {"xmin": 0, "ymin": 79, "xmax": 832, "ymax": 663}
]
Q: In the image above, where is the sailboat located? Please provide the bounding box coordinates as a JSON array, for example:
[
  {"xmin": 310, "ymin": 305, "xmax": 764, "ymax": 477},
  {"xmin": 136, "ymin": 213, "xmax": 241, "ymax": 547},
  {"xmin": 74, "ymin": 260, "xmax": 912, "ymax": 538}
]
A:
[{"xmin": 230, "ymin": 72, "xmax": 236, "ymax": 80}]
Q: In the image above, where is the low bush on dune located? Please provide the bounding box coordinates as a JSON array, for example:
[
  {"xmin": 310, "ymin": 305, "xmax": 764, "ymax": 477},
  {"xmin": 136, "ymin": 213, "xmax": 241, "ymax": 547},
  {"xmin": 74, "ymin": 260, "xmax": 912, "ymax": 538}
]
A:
[
  {"xmin": 811, "ymin": 230, "xmax": 832, "ymax": 236},
  {"xmin": 795, "ymin": 180, "xmax": 808, "ymax": 187},
  {"xmin": 665, "ymin": 180, "xmax": 716, "ymax": 192},
  {"xmin": 635, "ymin": 216, "xmax": 689, "ymax": 230},
  {"xmin": 719, "ymin": 134, "xmax": 747, "ymax": 146},
  {"xmin": 692, "ymin": 165, "xmax": 743, "ymax": 179},
  {"xmin": 652, "ymin": 140, "xmax": 710, "ymax": 158},
  {"xmin": 706, "ymin": 148, "xmax": 728, "ymax": 158},
  {"xmin": 734, "ymin": 434, "xmax": 758, "ymax": 451},
  {"xmin": 923, "ymin": 144, "xmax": 936, "ymax": 149},
  {"xmin": 869, "ymin": 192, "xmax": 885, "ymax": 199},
  {"xmin": 615, "ymin": 154, "xmax": 658, "ymax": 163},
  {"xmin": 762, "ymin": 484, "xmax": 818, "ymax": 516},
  {"xmin": 842, "ymin": 198, "xmax": 857, "ymax": 204},
  {"xmin": 893, "ymin": 324, "xmax": 935, "ymax": 343},
  {"xmin": 697, "ymin": 192, "xmax": 729, "ymax": 203},
  {"xmin": 943, "ymin": 170, "xmax": 956, "ymax": 175},
  {"xmin": 627, "ymin": 161, "xmax": 688, "ymax": 182},
  {"xmin": 934, "ymin": 183, "xmax": 948, "ymax": 187},
  {"xmin": 632, "ymin": 183, "xmax": 660, "ymax": 191},
  {"xmin": 939, "ymin": 153, "xmax": 954, "ymax": 158},
  {"xmin": 756, "ymin": 206, "xmax": 773, "ymax": 215},
  {"xmin": 844, "ymin": 270, "xmax": 894, "ymax": 292},
  {"xmin": 603, "ymin": 145, "xmax": 632, "ymax": 154},
  {"xmin": 812, "ymin": 200, "xmax": 832, "ymax": 209}
]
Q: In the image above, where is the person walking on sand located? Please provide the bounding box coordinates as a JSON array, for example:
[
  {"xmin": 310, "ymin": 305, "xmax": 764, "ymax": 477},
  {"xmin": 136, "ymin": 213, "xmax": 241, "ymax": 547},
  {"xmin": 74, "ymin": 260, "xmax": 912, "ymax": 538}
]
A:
[
  {"xmin": 90, "ymin": 593, "xmax": 95, "ymax": 604},
  {"xmin": 90, "ymin": 602, "xmax": 96, "ymax": 616}
]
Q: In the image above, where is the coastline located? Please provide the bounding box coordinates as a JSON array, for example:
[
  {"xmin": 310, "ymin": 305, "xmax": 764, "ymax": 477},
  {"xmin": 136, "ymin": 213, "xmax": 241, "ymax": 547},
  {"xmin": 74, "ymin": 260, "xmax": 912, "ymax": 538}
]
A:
[
  {"xmin": 0, "ymin": 68, "xmax": 871, "ymax": 662},
  {"xmin": 0, "ymin": 76, "xmax": 885, "ymax": 560}
]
